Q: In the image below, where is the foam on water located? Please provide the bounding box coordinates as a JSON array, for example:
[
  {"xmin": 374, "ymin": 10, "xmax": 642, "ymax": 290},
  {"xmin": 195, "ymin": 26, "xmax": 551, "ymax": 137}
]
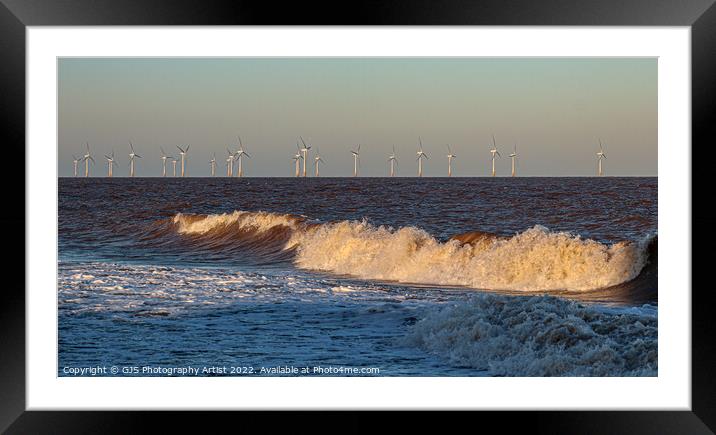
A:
[
  {"xmin": 404, "ymin": 293, "xmax": 657, "ymax": 376},
  {"xmin": 58, "ymin": 261, "xmax": 410, "ymax": 317},
  {"xmin": 58, "ymin": 260, "xmax": 658, "ymax": 376}
]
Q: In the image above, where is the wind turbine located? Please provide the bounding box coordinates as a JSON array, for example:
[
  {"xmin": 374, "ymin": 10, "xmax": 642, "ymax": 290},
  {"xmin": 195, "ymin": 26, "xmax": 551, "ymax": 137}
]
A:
[
  {"xmin": 351, "ymin": 144, "xmax": 361, "ymax": 177},
  {"xmin": 209, "ymin": 153, "xmax": 217, "ymax": 176},
  {"xmin": 171, "ymin": 157, "xmax": 178, "ymax": 177},
  {"xmin": 292, "ymin": 147, "xmax": 303, "ymax": 177},
  {"xmin": 299, "ymin": 137, "xmax": 311, "ymax": 177},
  {"xmin": 176, "ymin": 145, "xmax": 189, "ymax": 177},
  {"xmin": 597, "ymin": 139, "xmax": 607, "ymax": 176},
  {"xmin": 234, "ymin": 137, "xmax": 251, "ymax": 177},
  {"xmin": 314, "ymin": 148, "xmax": 326, "ymax": 177},
  {"xmin": 128, "ymin": 141, "xmax": 142, "ymax": 177},
  {"xmin": 509, "ymin": 144, "xmax": 518, "ymax": 177},
  {"xmin": 104, "ymin": 150, "xmax": 117, "ymax": 177},
  {"xmin": 82, "ymin": 143, "xmax": 94, "ymax": 177},
  {"xmin": 416, "ymin": 137, "xmax": 429, "ymax": 177},
  {"xmin": 490, "ymin": 135, "xmax": 501, "ymax": 177},
  {"xmin": 72, "ymin": 155, "xmax": 80, "ymax": 177},
  {"xmin": 388, "ymin": 146, "xmax": 398, "ymax": 177},
  {"xmin": 446, "ymin": 145, "xmax": 456, "ymax": 177},
  {"xmin": 226, "ymin": 148, "xmax": 235, "ymax": 177},
  {"xmin": 160, "ymin": 147, "xmax": 169, "ymax": 177}
]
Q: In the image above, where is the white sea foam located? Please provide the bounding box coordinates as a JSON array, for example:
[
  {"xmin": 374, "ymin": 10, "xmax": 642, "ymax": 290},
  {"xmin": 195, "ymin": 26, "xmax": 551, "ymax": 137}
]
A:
[
  {"xmin": 58, "ymin": 261, "xmax": 395, "ymax": 317},
  {"xmin": 290, "ymin": 220, "xmax": 647, "ymax": 292},
  {"xmin": 404, "ymin": 294, "xmax": 657, "ymax": 376}
]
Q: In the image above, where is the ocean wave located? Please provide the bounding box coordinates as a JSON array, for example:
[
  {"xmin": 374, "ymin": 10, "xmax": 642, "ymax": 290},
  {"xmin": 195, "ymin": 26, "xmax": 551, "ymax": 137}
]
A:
[
  {"xmin": 404, "ymin": 294, "xmax": 657, "ymax": 376},
  {"xmin": 172, "ymin": 210, "xmax": 303, "ymax": 235},
  {"xmin": 166, "ymin": 210, "xmax": 655, "ymax": 294}
]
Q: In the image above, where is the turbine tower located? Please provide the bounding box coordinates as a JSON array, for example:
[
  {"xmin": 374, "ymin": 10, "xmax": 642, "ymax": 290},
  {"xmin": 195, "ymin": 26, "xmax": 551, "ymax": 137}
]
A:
[
  {"xmin": 314, "ymin": 148, "xmax": 325, "ymax": 177},
  {"xmin": 176, "ymin": 145, "xmax": 189, "ymax": 177},
  {"xmin": 104, "ymin": 150, "xmax": 117, "ymax": 177},
  {"xmin": 226, "ymin": 148, "xmax": 235, "ymax": 177},
  {"xmin": 82, "ymin": 143, "xmax": 94, "ymax": 177},
  {"xmin": 235, "ymin": 137, "xmax": 251, "ymax": 177},
  {"xmin": 292, "ymin": 148, "xmax": 303, "ymax": 177},
  {"xmin": 490, "ymin": 135, "xmax": 501, "ymax": 177},
  {"xmin": 351, "ymin": 144, "xmax": 361, "ymax": 177},
  {"xmin": 209, "ymin": 153, "xmax": 217, "ymax": 176},
  {"xmin": 416, "ymin": 137, "xmax": 429, "ymax": 177},
  {"xmin": 128, "ymin": 141, "xmax": 142, "ymax": 177},
  {"xmin": 160, "ymin": 147, "xmax": 169, "ymax": 177},
  {"xmin": 170, "ymin": 158, "xmax": 178, "ymax": 177},
  {"xmin": 388, "ymin": 146, "xmax": 398, "ymax": 177},
  {"xmin": 597, "ymin": 140, "xmax": 607, "ymax": 176},
  {"xmin": 72, "ymin": 155, "xmax": 80, "ymax": 177},
  {"xmin": 509, "ymin": 144, "xmax": 518, "ymax": 177},
  {"xmin": 299, "ymin": 137, "xmax": 311, "ymax": 177},
  {"xmin": 446, "ymin": 145, "xmax": 456, "ymax": 177}
]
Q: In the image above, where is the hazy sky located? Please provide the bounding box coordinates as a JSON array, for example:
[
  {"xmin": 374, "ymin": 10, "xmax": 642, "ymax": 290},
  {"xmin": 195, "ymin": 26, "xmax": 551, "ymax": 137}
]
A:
[{"xmin": 58, "ymin": 57, "xmax": 656, "ymax": 177}]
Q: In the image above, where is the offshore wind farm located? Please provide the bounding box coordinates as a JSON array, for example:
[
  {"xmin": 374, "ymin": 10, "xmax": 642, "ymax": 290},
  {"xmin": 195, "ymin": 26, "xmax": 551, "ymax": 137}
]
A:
[
  {"xmin": 58, "ymin": 57, "xmax": 656, "ymax": 377},
  {"xmin": 68, "ymin": 136, "xmax": 614, "ymax": 178}
]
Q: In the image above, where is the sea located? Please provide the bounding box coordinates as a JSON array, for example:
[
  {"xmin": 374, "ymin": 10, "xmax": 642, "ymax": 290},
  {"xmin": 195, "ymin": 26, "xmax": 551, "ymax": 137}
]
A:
[{"xmin": 58, "ymin": 177, "xmax": 657, "ymax": 377}]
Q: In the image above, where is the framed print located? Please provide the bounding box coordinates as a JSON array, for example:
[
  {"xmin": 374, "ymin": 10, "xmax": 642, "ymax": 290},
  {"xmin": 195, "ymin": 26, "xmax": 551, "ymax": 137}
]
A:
[{"xmin": 2, "ymin": 0, "xmax": 715, "ymax": 432}]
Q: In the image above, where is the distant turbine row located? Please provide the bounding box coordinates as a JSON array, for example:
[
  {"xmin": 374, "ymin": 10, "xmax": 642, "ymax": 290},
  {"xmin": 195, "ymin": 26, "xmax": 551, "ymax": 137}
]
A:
[{"xmin": 70, "ymin": 136, "xmax": 608, "ymax": 177}]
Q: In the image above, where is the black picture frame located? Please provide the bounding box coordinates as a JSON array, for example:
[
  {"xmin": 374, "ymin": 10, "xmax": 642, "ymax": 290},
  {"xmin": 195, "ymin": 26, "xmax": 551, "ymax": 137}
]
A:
[{"xmin": 2, "ymin": 0, "xmax": 714, "ymax": 432}]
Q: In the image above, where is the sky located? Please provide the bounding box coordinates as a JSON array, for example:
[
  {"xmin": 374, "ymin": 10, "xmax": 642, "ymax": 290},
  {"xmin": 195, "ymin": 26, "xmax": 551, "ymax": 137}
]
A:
[{"xmin": 58, "ymin": 57, "xmax": 656, "ymax": 177}]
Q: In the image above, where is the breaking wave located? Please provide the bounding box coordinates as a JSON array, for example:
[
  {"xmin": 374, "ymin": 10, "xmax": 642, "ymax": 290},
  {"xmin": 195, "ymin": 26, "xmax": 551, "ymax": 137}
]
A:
[
  {"xmin": 404, "ymin": 293, "xmax": 657, "ymax": 376},
  {"xmin": 172, "ymin": 210, "xmax": 303, "ymax": 235},
  {"xmin": 161, "ymin": 210, "xmax": 655, "ymax": 295}
]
